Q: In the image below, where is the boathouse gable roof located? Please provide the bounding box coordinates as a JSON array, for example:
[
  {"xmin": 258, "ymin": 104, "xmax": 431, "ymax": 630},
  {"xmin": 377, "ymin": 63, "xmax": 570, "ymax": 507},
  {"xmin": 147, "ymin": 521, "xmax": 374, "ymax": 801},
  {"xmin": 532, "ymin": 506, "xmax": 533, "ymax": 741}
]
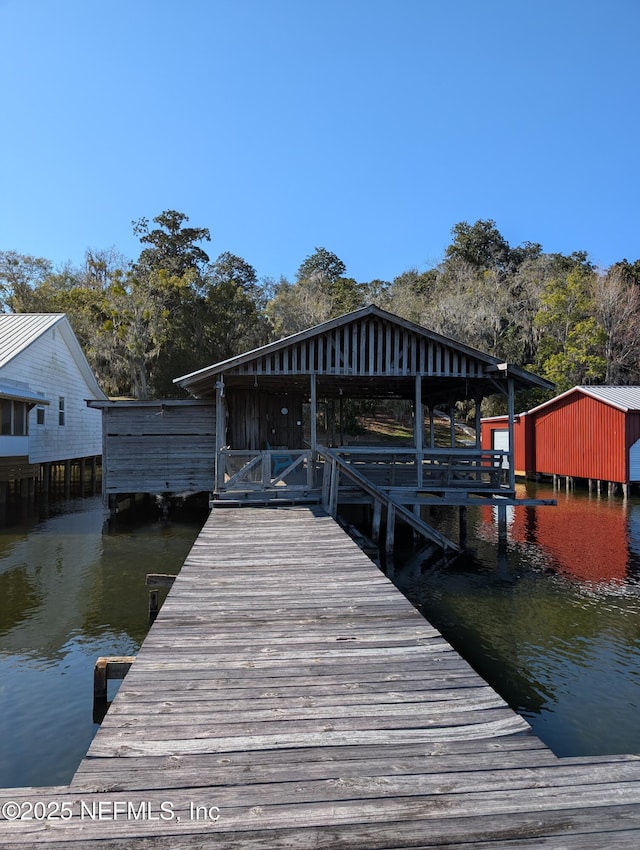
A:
[
  {"xmin": 528, "ymin": 385, "xmax": 640, "ymax": 416},
  {"xmin": 175, "ymin": 305, "xmax": 552, "ymax": 399}
]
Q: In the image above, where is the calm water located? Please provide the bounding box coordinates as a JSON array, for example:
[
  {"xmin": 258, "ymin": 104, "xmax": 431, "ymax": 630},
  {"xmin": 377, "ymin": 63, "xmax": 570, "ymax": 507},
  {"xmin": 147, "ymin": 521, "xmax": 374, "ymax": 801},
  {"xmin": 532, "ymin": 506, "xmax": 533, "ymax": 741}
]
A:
[
  {"xmin": 0, "ymin": 497, "xmax": 206, "ymax": 788},
  {"xmin": 392, "ymin": 481, "xmax": 640, "ymax": 757},
  {"xmin": 2, "ymin": 484, "xmax": 640, "ymax": 788}
]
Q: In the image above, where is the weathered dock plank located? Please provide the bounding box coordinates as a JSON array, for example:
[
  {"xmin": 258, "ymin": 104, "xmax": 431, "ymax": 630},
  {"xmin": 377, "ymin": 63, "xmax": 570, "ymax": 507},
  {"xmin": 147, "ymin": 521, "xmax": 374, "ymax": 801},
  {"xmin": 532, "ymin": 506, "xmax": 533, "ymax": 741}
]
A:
[{"xmin": 3, "ymin": 505, "xmax": 640, "ymax": 848}]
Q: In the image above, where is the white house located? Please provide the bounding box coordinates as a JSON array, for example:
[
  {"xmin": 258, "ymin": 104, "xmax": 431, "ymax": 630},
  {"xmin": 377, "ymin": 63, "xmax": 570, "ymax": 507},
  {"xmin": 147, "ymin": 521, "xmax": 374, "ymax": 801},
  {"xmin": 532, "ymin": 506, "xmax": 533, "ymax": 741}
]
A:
[{"xmin": 0, "ymin": 314, "xmax": 107, "ymax": 490}]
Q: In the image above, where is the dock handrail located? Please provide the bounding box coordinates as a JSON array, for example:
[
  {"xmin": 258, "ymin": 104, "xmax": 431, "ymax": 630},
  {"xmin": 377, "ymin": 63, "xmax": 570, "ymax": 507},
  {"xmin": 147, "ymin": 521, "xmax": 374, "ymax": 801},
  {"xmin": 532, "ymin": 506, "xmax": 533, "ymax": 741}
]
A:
[{"xmin": 317, "ymin": 445, "xmax": 459, "ymax": 558}]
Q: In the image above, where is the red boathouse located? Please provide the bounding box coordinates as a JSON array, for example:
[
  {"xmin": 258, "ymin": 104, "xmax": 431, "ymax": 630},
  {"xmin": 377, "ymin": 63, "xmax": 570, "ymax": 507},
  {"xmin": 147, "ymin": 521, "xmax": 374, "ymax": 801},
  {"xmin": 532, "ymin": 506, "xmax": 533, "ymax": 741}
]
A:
[{"xmin": 481, "ymin": 386, "xmax": 640, "ymax": 496}]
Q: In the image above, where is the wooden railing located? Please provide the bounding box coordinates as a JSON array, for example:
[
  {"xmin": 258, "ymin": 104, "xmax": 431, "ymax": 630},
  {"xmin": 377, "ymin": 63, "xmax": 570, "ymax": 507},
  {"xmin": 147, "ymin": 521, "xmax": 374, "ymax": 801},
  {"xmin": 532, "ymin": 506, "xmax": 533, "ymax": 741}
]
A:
[
  {"xmin": 219, "ymin": 449, "xmax": 315, "ymax": 492},
  {"xmin": 217, "ymin": 446, "xmax": 510, "ymax": 494},
  {"xmin": 317, "ymin": 446, "xmax": 459, "ymax": 559},
  {"xmin": 331, "ymin": 446, "xmax": 509, "ymax": 490}
]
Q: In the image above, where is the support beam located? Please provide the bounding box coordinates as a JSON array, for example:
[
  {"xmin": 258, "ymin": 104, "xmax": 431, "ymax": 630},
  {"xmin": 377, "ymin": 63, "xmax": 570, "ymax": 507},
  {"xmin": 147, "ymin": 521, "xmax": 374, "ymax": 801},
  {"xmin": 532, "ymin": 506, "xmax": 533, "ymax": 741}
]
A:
[
  {"xmin": 474, "ymin": 398, "xmax": 482, "ymax": 449},
  {"xmin": 214, "ymin": 377, "xmax": 225, "ymax": 492},
  {"xmin": 310, "ymin": 373, "xmax": 317, "ymax": 454},
  {"xmin": 506, "ymin": 378, "xmax": 515, "ymax": 493},
  {"xmin": 371, "ymin": 500, "xmax": 382, "ymax": 544},
  {"xmin": 385, "ymin": 503, "xmax": 396, "ymax": 566},
  {"xmin": 414, "ymin": 376, "xmax": 424, "ymax": 488}
]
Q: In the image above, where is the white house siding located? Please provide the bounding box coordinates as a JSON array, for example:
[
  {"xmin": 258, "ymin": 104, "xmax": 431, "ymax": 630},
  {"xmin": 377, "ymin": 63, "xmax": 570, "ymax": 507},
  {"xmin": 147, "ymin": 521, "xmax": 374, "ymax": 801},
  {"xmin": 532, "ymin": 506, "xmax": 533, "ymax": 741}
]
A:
[{"xmin": 0, "ymin": 324, "xmax": 103, "ymax": 464}]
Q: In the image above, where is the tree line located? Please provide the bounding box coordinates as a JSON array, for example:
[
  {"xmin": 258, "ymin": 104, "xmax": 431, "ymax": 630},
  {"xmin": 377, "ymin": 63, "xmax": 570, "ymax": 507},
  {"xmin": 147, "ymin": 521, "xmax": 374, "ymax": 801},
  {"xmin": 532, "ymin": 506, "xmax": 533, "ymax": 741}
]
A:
[{"xmin": 1, "ymin": 211, "xmax": 639, "ymax": 408}]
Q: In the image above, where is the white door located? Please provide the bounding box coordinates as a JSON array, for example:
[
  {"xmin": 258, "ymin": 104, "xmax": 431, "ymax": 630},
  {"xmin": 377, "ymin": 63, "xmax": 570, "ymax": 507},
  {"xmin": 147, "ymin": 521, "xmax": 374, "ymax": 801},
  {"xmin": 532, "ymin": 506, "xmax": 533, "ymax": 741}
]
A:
[{"xmin": 492, "ymin": 429, "xmax": 510, "ymax": 468}]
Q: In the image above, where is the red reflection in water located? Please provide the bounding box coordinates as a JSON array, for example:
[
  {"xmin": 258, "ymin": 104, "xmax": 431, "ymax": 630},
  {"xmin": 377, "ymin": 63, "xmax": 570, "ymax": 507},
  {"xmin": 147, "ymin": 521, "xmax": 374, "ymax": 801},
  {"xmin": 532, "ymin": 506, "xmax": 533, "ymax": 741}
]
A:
[{"xmin": 480, "ymin": 492, "xmax": 630, "ymax": 583}]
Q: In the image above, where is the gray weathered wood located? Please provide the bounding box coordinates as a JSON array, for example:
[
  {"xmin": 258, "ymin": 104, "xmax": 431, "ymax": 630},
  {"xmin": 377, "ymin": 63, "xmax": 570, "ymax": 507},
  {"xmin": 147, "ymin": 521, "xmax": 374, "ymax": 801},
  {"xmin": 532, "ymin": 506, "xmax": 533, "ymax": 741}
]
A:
[{"xmin": 3, "ymin": 506, "xmax": 640, "ymax": 848}]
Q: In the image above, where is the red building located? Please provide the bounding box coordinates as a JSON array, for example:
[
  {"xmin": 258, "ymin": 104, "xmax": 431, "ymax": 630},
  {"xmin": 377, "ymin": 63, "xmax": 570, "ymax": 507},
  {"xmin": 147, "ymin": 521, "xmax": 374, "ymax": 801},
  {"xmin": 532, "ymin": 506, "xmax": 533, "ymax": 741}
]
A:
[{"xmin": 481, "ymin": 386, "xmax": 640, "ymax": 495}]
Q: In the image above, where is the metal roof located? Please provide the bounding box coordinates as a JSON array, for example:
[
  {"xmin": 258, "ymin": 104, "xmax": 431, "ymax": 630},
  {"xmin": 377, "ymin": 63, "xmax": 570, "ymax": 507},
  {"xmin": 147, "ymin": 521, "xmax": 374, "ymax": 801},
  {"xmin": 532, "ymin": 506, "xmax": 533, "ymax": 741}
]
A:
[
  {"xmin": 528, "ymin": 385, "xmax": 640, "ymax": 415},
  {"xmin": 0, "ymin": 313, "xmax": 65, "ymax": 367},
  {"xmin": 0, "ymin": 312, "xmax": 107, "ymax": 400},
  {"xmin": 578, "ymin": 385, "xmax": 640, "ymax": 411}
]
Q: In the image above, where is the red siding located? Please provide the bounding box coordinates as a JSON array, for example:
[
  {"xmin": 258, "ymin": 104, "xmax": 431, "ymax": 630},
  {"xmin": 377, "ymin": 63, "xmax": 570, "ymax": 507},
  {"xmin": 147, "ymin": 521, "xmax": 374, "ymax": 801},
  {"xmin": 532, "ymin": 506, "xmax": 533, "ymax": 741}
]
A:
[{"xmin": 532, "ymin": 392, "xmax": 626, "ymax": 482}]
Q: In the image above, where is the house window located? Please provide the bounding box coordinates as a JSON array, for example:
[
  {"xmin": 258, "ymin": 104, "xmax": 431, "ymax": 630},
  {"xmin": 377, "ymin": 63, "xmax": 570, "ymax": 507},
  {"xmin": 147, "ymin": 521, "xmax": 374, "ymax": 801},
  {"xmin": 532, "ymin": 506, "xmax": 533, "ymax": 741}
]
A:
[
  {"xmin": 37, "ymin": 406, "xmax": 45, "ymax": 425},
  {"xmin": 1, "ymin": 401, "xmax": 12, "ymax": 435},
  {"xmin": 0, "ymin": 400, "xmax": 29, "ymax": 435},
  {"xmin": 59, "ymin": 397, "xmax": 65, "ymax": 426},
  {"xmin": 13, "ymin": 402, "xmax": 26, "ymax": 435}
]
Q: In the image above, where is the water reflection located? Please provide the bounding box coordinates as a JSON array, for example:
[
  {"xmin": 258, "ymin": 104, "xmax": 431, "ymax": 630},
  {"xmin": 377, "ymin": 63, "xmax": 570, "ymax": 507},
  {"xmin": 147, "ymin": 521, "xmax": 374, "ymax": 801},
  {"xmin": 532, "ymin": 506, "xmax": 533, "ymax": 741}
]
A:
[
  {"xmin": 477, "ymin": 483, "xmax": 639, "ymax": 584},
  {"xmin": 394, "ymin": 483, "xmax": 640, "ymax": 757},
  {"xmin": 0, "ymin": 497, "xmax": 205, "ymax": 788}
]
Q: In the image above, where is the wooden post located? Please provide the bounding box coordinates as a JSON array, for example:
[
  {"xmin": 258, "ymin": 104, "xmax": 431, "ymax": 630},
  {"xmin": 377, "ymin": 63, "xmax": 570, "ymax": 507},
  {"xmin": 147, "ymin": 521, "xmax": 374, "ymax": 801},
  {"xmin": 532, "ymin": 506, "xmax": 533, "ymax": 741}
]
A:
[
  {"xmin": 146, "ymin": 574, "xmax": 176, "ymax": 622},
  {"xmin": 214, "ymin": 378, "xmax": 225, "ymax": 492},
  {"xmin": 41, "ymin": 463, "xmax": 51, "ymax": 497},
  {"xmin": 371, "ymin": 499, "xmax": 382, "ymax": 544},
  {"xmin": 329, "ymin": 459, "xmax": 339, "ymax": 517},
  {"xmin": 93, "ymin": 656, "xmax": 135, "ymax": 701},
  {"xmin": 414, "ymin": 376, "xmax": 424, "ymax": 488},
  {"xmin": 321, "ymin": 456, "xmax": 331, "ymax": 509},
  {"xmin": 474, "ymin": 395, "xmax": 483, "ymax": 449},
  {"xmin": 449, "ymin": 404, "xmax": 456, "ymax": 448},
  {"xmin": 429, "ymin": 407, "xmax": 435, "ymax": 449},
  {"xmin": 385, "ymin": 503, "xmax": 396, "ymax": 567},
  {"xmin": 93, "ymin": 656, "xmax": 135, "ymax": 722},
  {"xmin": 310, "ymin": 374, "xmax": 317, "ymax": 487},
  {"xmin": 64, "ymin": 459, "xmax": 71, "ymax": 499},
  {"xmin": 79, "ymin": 457, "xmax": 86, "ymax": 496},
  {"xmin": 506, "ymin": 377, "xmax": 515, "ymax": 493}
]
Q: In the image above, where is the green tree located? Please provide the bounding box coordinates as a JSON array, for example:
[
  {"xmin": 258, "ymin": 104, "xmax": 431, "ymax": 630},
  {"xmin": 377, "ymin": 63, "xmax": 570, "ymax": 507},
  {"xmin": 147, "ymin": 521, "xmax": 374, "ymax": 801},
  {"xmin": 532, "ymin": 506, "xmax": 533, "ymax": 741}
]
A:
[
  {"xmin": 125, "ymin": 210, "xmax": 213, "ymax": 396},
  {"xmin": 296, "ymin": 247, "xmax": 346, "ymax": 282},
  {"xmin": 0, "ymin": 251, "xmax": 53, "ymax": 311},
  {"xmin": 535, "ymin": 265, "xmax": 606, "ymax": 391},
  {"xmin": 445, "ymin": 219, "xmax": 512, "ymax": 274},
  {"xmin": 132, "ymin": 210, "xmax": 211, "ymax": 276}
]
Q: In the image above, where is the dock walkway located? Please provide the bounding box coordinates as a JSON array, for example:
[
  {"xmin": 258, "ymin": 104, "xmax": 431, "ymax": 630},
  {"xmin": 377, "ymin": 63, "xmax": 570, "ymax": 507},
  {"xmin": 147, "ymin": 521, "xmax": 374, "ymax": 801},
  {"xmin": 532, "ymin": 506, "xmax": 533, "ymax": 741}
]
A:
[{"xmin": 3, "ymin": 506, "xmax": 640, "ymax": 847}]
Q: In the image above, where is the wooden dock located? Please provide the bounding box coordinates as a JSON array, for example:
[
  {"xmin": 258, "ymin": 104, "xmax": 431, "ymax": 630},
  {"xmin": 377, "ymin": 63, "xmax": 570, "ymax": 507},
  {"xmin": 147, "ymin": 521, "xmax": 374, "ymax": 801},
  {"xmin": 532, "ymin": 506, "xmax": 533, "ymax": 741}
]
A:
[{"xmin": 3, "ymin": 505, "xmax": 640, "ymax": 847}]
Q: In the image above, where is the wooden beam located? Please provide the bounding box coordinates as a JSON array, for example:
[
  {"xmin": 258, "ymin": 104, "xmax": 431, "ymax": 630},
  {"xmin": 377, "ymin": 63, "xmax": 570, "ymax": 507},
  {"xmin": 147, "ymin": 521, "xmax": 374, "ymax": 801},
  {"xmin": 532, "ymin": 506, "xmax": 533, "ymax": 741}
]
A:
[
  {"xmin": 310, "ymin": 373, "xmax": 317, "ymax": 487},
  {"xmin": 507, "ymin": 378, "xmax": 515, "ymax": 492},
  {"xmin": 93, "ymin": 656, "xmax": 135, "ymax": 702},
  {"xmin": 415, "ymin": 375, "xmax": 423, "ymax": 488},
  {"xmin": 215, "ymin": 378, "xmax": 225, "ymax": 492}
]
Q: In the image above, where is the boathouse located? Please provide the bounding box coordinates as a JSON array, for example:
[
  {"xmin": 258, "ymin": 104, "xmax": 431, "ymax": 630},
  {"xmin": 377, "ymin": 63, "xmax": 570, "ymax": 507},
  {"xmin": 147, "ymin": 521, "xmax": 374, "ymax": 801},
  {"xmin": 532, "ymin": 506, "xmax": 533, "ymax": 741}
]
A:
[
  {"xmin": 481, "ymin": 385, "xmax": 640, "ymax": 496},
  {"xmin": 0, "ymin": 313, "xmax": 106, "ymax": 501},
  {"xmin": 170, "ymin": 305, "xmax": 553, "ymax": 555},
  {"xmin": 89, "ymin": 398, "xmax": 216, "ymax": 515}
]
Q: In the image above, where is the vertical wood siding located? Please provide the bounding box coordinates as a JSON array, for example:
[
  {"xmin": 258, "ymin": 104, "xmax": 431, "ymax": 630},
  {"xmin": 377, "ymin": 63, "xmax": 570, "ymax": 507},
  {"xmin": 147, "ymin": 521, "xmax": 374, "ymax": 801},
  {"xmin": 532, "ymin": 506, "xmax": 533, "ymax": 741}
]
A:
[
  {"xmin": 533, "ymin": 394, "xmax": 626, "ymax": 482},
  {"xmin": 228, "ymin": 317, "xmax": 485, "ymax": 379}
]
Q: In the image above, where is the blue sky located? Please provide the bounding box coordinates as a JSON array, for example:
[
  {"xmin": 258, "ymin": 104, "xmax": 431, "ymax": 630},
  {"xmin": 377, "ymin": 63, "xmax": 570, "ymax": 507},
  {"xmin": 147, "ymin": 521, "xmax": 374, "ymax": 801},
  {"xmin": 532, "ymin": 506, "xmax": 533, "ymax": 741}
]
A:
[{"xmin": 1, "ymin": 0, "xmax": 638, "ymax": 284}]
